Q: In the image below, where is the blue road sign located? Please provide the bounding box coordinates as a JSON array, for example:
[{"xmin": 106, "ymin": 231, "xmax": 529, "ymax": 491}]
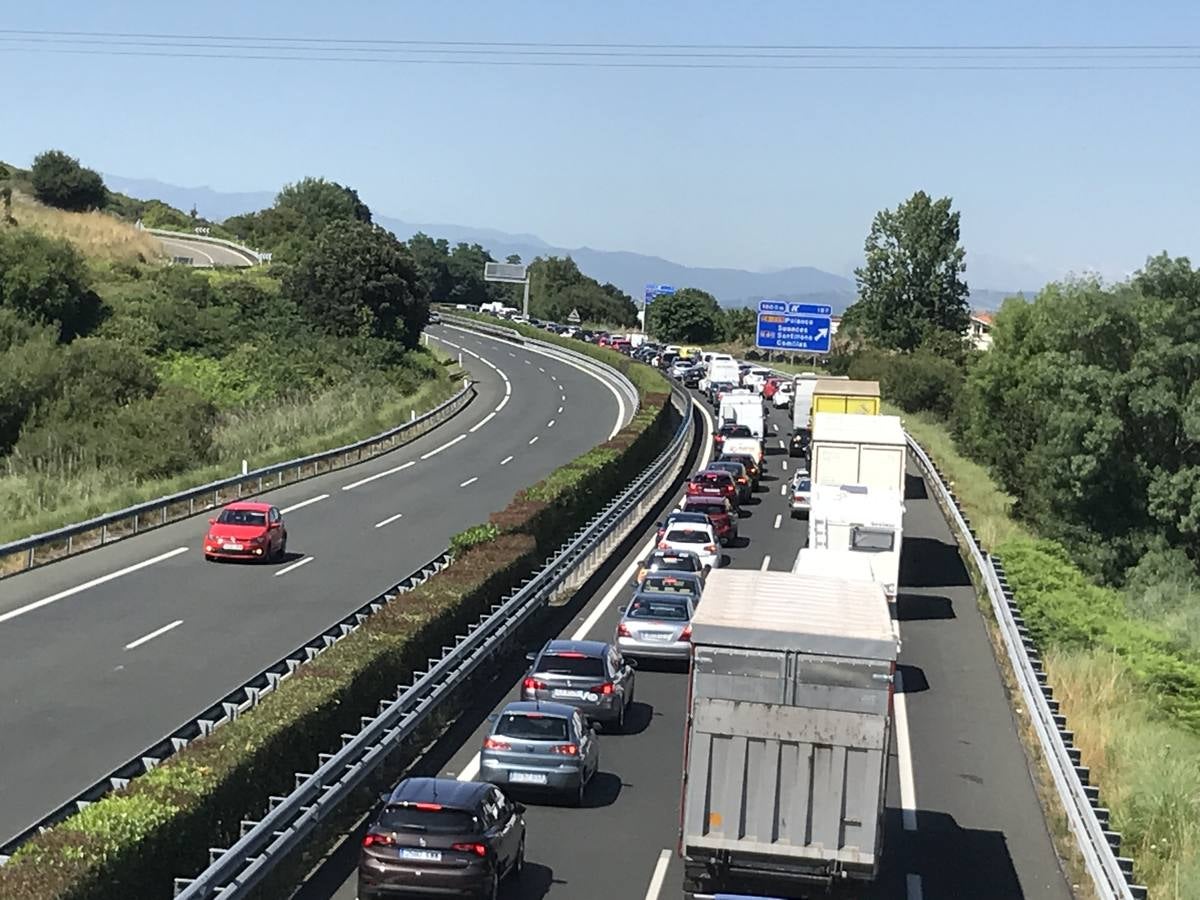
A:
[
  {"xmin": 755, "ymin": 311, "xmax": 832, "ymax": 353},
  {"xmin": 643, "ymin": 283, "xmax": 676, "ymax": 305},
  {"xmin": 757, "ymin": 299, "xmax": 832, "ymax": 316}
]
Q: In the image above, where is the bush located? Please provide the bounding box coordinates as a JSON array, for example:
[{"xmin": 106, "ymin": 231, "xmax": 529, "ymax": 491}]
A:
[
  {"xmin": 30, "ymin": 150, "xmax": 107, "ymax": 212},
  {"xmin": 0, "ymin": 227, "xmax": 104, "ymax": 341},
  {"xmin": 847, "ymin": 347, "xmax": 963, "ymax": 419}
]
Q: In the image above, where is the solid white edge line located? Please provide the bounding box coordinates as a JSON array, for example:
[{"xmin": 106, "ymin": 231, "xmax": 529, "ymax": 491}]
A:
[
  {"xmin": 420, "ymin": 434, "xmax": 466, "ymax": 460},
  {"xmin": 643, "ymin": 849, "xmax": 672, "ymax": 900},
  {"xmin": 460, "ymin": 477, "xmax": 478, "ymax": 488},
  {"xmin": 500, "ymin": 455, "xmax": 513, "ymax": 465},
  {"xmin": 124, "ymin": 619, "xmax": 184, "ymax": 650},
  {"xmin": 0, "ymin": 546, "xmax": 191, "ymax": 626},
  {"xmin": 280, "ymin": 493, "xmax": 329, "ymax": 513},
  {"xmin": 342, "ymin": 461, "xmax": 415, "ymax": 491},
  {"xmin": 528, "ymin": 435, "xmax": 539, "ymax": 445},
  {"xmin": 906, "ymin": 873, "xmax": 924, "ymax": 900},
  {"xmin": 273, "ymin": 556, "xmax": 314, "ymax": 577},
  {"xmin": 374, "ymin": 512, "xmax": 404, "ymax": 528},
  {"xmin": 773, "ymin": 513, "xmax": 782, "ymax": 529},
  {"xmin": 895, "ymin": 665, "xmax": 919, "ymax": 831},
  {"xmin": 469, "ymin": 411, "xmax": 497, "ymax": 433},
  {"xmin": 760, "ymin": 555, "xmax": 771, "ymax": 571}
]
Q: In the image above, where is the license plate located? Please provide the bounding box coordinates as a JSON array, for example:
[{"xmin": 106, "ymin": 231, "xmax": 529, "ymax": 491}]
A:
[
  {"xmin": 222, "ymin": 543, "xmax": 243, "ymax": 551},
  {"xmin": 552, "ymin": 689, "xmax": 584, "ymax": 699},
  {"xmin": 400, "ymin": 848, "xmax": 442, "ymax": 862},
  {"xmin": 643, "ymin": 632, "xmax": 673, "ymax": 641},
  {"xmin": 510, "ymin": 772, "xmax": 548, "ymax": 785}
]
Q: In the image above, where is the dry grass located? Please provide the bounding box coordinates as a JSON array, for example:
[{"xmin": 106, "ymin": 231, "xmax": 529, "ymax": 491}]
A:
[{"xmin": 9, "ymin": 192, "xmax": 163, "ymax": 264}]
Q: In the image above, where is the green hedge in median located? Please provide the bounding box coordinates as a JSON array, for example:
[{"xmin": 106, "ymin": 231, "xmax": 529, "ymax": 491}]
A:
[{"xmin": 0, "ymin": 330, "xmax": 676, "ymax": 900}]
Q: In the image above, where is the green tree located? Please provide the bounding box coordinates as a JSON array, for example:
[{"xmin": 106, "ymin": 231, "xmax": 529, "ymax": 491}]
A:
[
  {"xmin": 0, "ymin": 228, "xmax": 104, "ymax": 340},
  {"xmin": 648, "ymin": 287, "xmax": 723, "ymax": 342},
  {"xmin": 723, "ymin": 306, "xmax": 757, "ymax": 343},
  {"xmin": 30, "ymin": 150, "xmax": 108, "ymax": 211},
  {"xmin": 225, "ymin": 177, "xmax": 372, "ymax": 262},
  {"xmin": 407, "ymin": 232, "xmax": 452, "ymax": 302},
  {"xmin": 284, "ymin": 220, "xmax": 426, "ymax": 349},
  {"xmin": 0, "ymin": 310, "xmax": 62, "ymax": 451},
  {"xmin": 850, "ymin": 190, "xmax": 970, "ymax": 351}
]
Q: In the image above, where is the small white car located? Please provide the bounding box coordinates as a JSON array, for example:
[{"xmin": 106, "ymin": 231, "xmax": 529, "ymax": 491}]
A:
[
  {"xmin": 657, "ymin": 521, "xmax": 720, "ymax": 571},
  {"xmin": 790, "ymin": 472, "xmax": 812, "ymax": 517},
  {"xmin": 773, "ymin": 382, "xmax": 793, "ymax": 408}
]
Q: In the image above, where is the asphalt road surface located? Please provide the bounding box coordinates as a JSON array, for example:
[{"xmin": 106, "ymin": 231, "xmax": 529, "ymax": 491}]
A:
[
  {"xmin": 156, "ymin": 234, "xmax": 255, "ymax": 267},
  {"xmin": 299, "ymin": 388, "xmax": 1072, "ymax": 900},
  {"xmin": 0, "ymin": 325, "xmax": 630, "ymax": 847}
]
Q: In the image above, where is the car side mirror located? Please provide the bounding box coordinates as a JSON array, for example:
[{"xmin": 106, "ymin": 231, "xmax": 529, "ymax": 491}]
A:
[
  {"xmin": 590, "ymin": 724, "xmax": 600, "ymax": 735},
  {"xmin": 617, "ymin": 605, "xmax": 627, "ymax": 614},
  {"xmin": 208, "ymin": 517, "xmax": 216, "ymax": 525},
  {"xmin": 513, "ymin": 802, "xmax": 527, "ymax": 815},
  {"xmin": 525, "ymin": 652, "xmax": 537, "ymax": 664},
  {"xmin": 625, "ymin": 658, "xmax": 639, "ymax": 669},
  {"xmin": 486, "ymin": 712, "xmax": 499, "ymax": 723},
  {"xmin": 378, "ymin": 792, "xmax": 391, "ymax": 806}
]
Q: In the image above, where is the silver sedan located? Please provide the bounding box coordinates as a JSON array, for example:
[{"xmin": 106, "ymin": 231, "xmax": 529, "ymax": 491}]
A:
[
  {"xmin": 615, "ymin": 591, "xmax": 696, "ymax": 662},
  {"xmin": 478, "ymin": 701, "xmax": 599, "ymax": 806}
]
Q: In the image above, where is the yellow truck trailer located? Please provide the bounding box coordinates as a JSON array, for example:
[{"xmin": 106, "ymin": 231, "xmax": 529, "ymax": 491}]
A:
[{"xmin": 812, "ymin": 379, "xmax": 881, "ymax": 416}]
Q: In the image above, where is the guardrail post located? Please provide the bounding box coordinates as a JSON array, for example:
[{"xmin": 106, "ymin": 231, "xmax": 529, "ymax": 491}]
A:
[{"xmin": 133, "ymin": 512, "xmax": 139, "ymax": 534}]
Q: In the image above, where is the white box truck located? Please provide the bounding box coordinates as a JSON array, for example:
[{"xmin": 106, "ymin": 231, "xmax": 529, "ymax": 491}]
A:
[
  {"xmin": 791, "ymin": 373, "xmax": 847, "ymax": 434},
  {"xmin": 792, "ymin": 547, "xmax": 884, "ymax": 586},
  {"xmin": 718, "ymin": 392, "xmax": 764, "ymax": 439},
  {"xmin": 680, "ymin": 569, "xmax": 898, "ymax": 898},
  {"xmin": 810, "ymin": 412, "xmax": 907, "ymax": 496},
  {"xmin": 808, "ymin": 483, "xmax": 905, "ymax": 601}
]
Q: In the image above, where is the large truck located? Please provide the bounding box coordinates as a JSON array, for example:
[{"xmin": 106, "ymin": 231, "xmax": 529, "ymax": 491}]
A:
[
  {"xmin": 792, "ymin": 546, "xmax": 883, "ymax": 585},
  {"xmin": 680, "ymin": 569, "xmax": 898, "ymax": 898},
  {"xmin": 808, "ymin": 483, "xmax": 905, "ymax": 601},
  {"xmin": 812, "ymin": 379, "xmax": 881, "ymax": 417},
  {"xmin": 718, "ymin": 392, "xmax": 765, "ymax": 439},
  {"xmin": 810, "ymin": 412, "xmax": 907, "ymax": 495},
  {"xmin": 791, "ymin": 373, "xmax": 845, "ymax": 435}
]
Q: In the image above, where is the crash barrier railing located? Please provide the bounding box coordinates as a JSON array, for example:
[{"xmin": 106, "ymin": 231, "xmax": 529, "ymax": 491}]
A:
[
  {"xmin": 906, "ymin": 435, "xmax": 1145, "ymax": 900},
  {"xmin": 0, "ymin": 380, "xmax": 475, "ymax": 578},
  {"xmin": 142, "ymin": 227, "xmax": 265, "ymax": 265},
  {"xmin": 170, "ymin": 383, "xmax": 695, "ymax": 898},
  {"xmin": 0, "ymin": 551, "xmax": 453, "ymax": 862},
  {"xmin": 437, "ymin": 312, "xmax": 641, "ymax": 418}
]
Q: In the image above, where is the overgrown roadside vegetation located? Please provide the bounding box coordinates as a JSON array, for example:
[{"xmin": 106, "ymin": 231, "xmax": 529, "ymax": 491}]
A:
[{"xmin": 0, "ymin": 335, "xmax": 675, "ymax": 899}]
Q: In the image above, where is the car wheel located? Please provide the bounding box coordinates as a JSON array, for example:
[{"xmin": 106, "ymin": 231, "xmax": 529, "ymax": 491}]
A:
[{"xmin": 204, "ymin": 554, "xmax": 214, "ymax": 562}]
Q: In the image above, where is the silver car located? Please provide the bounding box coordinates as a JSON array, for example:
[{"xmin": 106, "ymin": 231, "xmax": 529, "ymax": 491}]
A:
[
  {"xmin": 521, "ymin": 639, "xmax": 637, "ymax": 731},
  {"xmin": 478, "ymin": 701, "xmax": 599, "ymax": 806},
  {"xmin": 616, "ymin": 591, "xmax": 696, "ymax": 662}
]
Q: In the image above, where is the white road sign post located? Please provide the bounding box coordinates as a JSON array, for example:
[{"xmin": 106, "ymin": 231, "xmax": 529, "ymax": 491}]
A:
[{"xmin": 484, "ymin": 262, "xmax": 531, "ymax": 317}]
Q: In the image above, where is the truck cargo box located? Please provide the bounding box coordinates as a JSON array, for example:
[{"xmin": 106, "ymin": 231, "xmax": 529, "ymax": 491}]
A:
[
  {"xmin": 791, "ymin": 373, "xmax": 846, "ymax": 433},
  {"xmin": 811, "ymin": 379, "xmax": 881, "ymax": 417},
  {"xmin": 810, "ymin": 413, "xmax": 907, "ymax": 495},
  {"xmin": 681, "ymin": 570, "xmax": 898, "ymax": 897},
  {"xmin": 808, "ymin": 484, "xmax": 905, "ymax": 601}
]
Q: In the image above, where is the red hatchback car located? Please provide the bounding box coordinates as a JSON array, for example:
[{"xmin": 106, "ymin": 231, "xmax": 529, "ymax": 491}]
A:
[
  {"xmin": 203, "ymin": 501, "xmax": 288, "ymax": 562},
  {"xmin": 686, "ymin": 470, "xmax": 739, "ymax": 509}
]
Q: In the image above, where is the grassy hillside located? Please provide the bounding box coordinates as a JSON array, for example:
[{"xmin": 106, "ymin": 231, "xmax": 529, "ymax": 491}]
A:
[{"xmin": 10, "ymin": 192, "xmax": 163, "ymax": 264}]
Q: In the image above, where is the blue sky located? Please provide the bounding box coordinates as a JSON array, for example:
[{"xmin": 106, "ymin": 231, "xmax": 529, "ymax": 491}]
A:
[{"xmin": 2, "ymin": 1, "xmax": 1198, "ymax": 288}]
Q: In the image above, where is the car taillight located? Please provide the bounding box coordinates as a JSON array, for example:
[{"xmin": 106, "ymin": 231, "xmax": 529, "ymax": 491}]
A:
[
  {"xmin": 483, "ymin": 737, "xmax": 511, "ymax": 750},
  {"xmin": 592, "ymin": 682, "xmax": 615, "ymax": 695},
  {"xmin": 657, "ymin": 541, "xmax": 669, "ymax": 550},
  {"xmin": 617, "ymin": 622, "xmax": 631, "ymax": 637},
  {"xmin": 704, "ymin": 544, "xmax": 717, "ymax": 553},
  {"xmin": 738, "ymin": 477, "xmax": 747, "ymax": 484},
  {"xmin": 723, "ymin": 485, "xmax": 733, "ymax": 494},
  {"xmin": 681, "ymin": 624, "xmax": 693, "ymax": 642},
  {"xmin": 551, "ymin": 743, "xmax": 579, "ymax": 756},
  {"xmin": 522, "ymin": 677, "xmax": 546, "ymax": 691},
  {"xmin": 363, "ymin": 833, "xmax": 394, "ymax": 848},
  {"xmin": 452, "ymin": 842, "xmax": 488, "ymax": 857}
]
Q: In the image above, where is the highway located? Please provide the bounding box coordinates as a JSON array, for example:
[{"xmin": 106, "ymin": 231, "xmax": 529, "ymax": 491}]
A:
[
  {"xmin": 155, "ymin": 233, "xmax": 255, "ymax": 267},
  {"xmin": 298, "ymin": 387, "xmax": 1073, "ymax": 900},
  {"xmin": 0, "ymin": 325, "xmax": 630, "ymax": 849}
]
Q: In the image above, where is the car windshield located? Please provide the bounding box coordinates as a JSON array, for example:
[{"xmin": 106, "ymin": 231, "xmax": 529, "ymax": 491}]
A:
[
  {"xmin": 628, "ymin": 596, "xmax": 690, "ymax": 620},
  {"xmin": 794, "ymin": 478, "xmax": 812, "ymax": 491},
  {"xmin": 666, "ymin": 529, "xmax": 710, "ymax": 544},
  {"xmin": 494, "ymin": 713, "xmax": 569, "ymax": 741},
  {"xmin": 695, "ymin": 473, "xmax": 730, "ymax": 486},
  {"xmin": 710, "ymin": 463, "xmax": 742, "ymax": 476},
  {"xmin": 683, "ymin": 501, "xmax": 725, "ymax": 517},
  {"xmin": 641, "ymin": 575, "xmax": 698, "ymax": 595},
  {"xmin": 217, "ymin": 509, "xmax": 267, "ymax": 526},
  {"xmin": 649, "ymin": 554, "xmax": 700, "ymax": 572},
  {"xmin": 377, "ymin": 805, "xmax": 479, "ymax": 834},
  {"xmin": 537, "ymin": 653, "xmax": 605, "ymax": 677},
  {"xmin": 719, "ymin": 425, "xmax": 752, "ymax": 437}
]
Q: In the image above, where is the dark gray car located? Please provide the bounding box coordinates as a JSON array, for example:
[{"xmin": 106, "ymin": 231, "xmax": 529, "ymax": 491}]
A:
[
  {"xmin": 521, "ymin": 639, "xmax": 636, "ymax": 731},
  {"xmin": 478, "ymin": 701, "xmax": 599, "ymax": 806}
]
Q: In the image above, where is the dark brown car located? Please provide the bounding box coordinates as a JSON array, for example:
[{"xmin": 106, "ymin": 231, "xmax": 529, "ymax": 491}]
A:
[{"xmin": 358, "ymin": 777, "xmax": 525, "ymax": 899}]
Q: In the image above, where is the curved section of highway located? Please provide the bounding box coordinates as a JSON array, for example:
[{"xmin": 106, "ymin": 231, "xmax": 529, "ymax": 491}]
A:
[
  {"xmin": 156, "ymin": 234, "xmax": 255, "ymax": 267},
  {"xmin": 0, "ymin": 325, "xmax": 628, "ymax": 847},
  {"xmin": 300, "ymin": 390, "xmax": 1072, "ymax": 900}
]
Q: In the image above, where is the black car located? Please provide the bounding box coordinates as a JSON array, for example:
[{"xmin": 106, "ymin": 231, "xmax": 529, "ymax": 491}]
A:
[
  {"xmin": 789, "ymin": 429, "xmax": 811, "ymax": 459},
  {"xmin": 719, "ymin": 451, "xmax": 761, "ymax": 487},
  {"xmin": 359, "ymin": 778, "xmax": 525, "ymax": 900}
]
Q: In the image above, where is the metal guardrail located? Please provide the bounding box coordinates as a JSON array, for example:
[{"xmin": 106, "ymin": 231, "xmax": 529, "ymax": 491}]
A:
[
  {"xmin": 170, "ymin": 382, "xmax": 694, "ymax": 898},
  {"xmin": 143, "ymin": 227, "xmax": 264, "ymax": 265},
  {"xmin": 906, "ymin": 435, "xmax": 1145, "ymax": 900},
  {"xmin": 0, "ymin": 380, "xmax": 475, "ymax": 578},
  {"xmin": 0, "ymin": 551, "xmax": 454, "ymax": 861}
]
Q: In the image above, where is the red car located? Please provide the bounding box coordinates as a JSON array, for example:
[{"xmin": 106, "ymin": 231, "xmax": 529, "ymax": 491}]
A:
[
  {"xmin": 203, "ymin": 501, "xmax": 288, "ymax": 562},
  {"xmin": 687, "ymin": 470, "xmax": 739, "ymax": 508},
  {"xmin": 681, "ymin": 496, "xmax": 738, "ymax": 545},
  {"xmin": 762, "ymin": 377, "xmax": 783, "ymax": 400}
]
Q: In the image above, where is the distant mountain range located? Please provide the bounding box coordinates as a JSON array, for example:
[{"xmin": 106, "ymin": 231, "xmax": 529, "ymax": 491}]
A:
[{"xmin": 102, "ymin": 173, "xmax": 1040, "ymax": 311}]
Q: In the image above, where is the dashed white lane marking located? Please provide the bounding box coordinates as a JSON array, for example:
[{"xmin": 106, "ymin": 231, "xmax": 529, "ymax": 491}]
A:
[
  {"xmin": 281, "ymin": 493, "xmax": 329, "ymax": 513},
  {"xmin": 0, "ymin": 546, "xmax": 190, "ymax": 625},
  {"xmin": 500, "ymin": 455, "xmax": 514, "ymax": 465},
  {"xmin": 538, "ymin": 366, "xmax": 545, "ymax": 372},
  {"xmin": 273, "ymin": 556, "xmax": 314, "ymax": 577},
  {"xmin": 780, "ymin": 484, "xmax": 787, "ymax": 496},
  {"xmin": 782, "ymin": 460, "xmax": 788, "ymax": 470},
  {"xmin": 643, "ymin": 849, "xmax": 672, "ymax": 900},
  {"xmin": 551, "ymin": 374, "xmax": 558, "ymax": 381},
  {"xmin": 374, "ymin": 512, "xmax": 404, "ymax": 528},
  {"xmin": 342, "ymin": 461, "xmax": 415, "ymax": 491},
  {"xmin": 460, "ymin": 477, "xmax": 478, "ymax": 488},
  {"xmin": 124, "ymin": 619, "xmax": 184, "ymax": 651},
  {"xmin": 778, "ymin": 439, "xmax": 786, "ymax": 448},
  {"xmin": 508, "ymin": 352, "xmax": 516, "ymax": 357},
  {"xmin": 773, "ymin": 422, "xmax": 779, "ymax": 432},
  {"xmin": 528, "ymin": 435, "xmax": 539, "ymax": 445},
  {"xmin": 773, "ymin": 513, "xmax": 782, "ymax": 529},
  {"xmin": 557, "ymin": 406, "xmax": 563, "ymax": 413},
  {"xmin": 420, "ymin": 434, "xmax": 466, "ymax": 460},
  {"xmin": 760, "ymin": 555, "xmax": 771, "ymax": 571},
  {"xmin": 469, "ymin": 412, "xmax": 497, "ymax": 433},
  {"xmin": 895, "ymin": 663, "xmax": 918, "ymax": 831},
  {"xmin": 547, "ymin": 419, "xmax": 556, "ymax": 428},
  {"xmin": 907, "ymin": 873, "xmax": 924, "ymax": 900},
  {"xmin": 524, "ymin": 359, "xmax": 532, "ymax": 365}
]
